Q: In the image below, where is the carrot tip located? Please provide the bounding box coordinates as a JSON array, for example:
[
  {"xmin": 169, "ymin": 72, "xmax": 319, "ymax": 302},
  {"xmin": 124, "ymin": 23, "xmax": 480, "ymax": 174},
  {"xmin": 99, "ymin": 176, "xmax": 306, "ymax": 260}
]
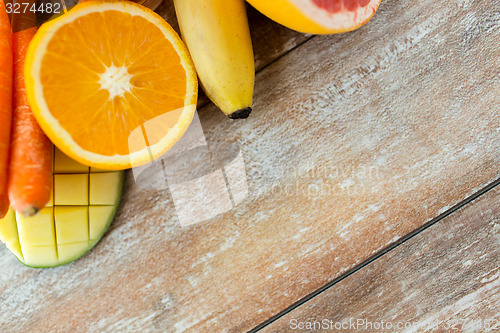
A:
[{"xmin": 23, "ymin": 207, "xmax": 40, "ymax": 217}]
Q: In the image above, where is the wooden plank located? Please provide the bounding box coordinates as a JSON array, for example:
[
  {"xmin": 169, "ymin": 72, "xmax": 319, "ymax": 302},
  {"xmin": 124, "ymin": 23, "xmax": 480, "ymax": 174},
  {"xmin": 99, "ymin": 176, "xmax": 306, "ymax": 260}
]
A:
[
  {"xmin": 155, "ymin": 1, "xmax": 311, "ymax": 109},
  {"xmin": 262, "ymin": 186, "xmax": 500, "ymax": 333},
  {"xmin": 1, "ymin": 0, "xmax": 499, "ymax": 332}
]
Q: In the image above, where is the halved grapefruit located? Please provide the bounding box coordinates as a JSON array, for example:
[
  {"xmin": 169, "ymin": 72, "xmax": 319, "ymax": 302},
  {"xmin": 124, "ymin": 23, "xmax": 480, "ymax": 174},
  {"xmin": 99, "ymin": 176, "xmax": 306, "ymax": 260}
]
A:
[{"xmin": 246, "ymin": 0, "xmax": 382, "ymax": 34}]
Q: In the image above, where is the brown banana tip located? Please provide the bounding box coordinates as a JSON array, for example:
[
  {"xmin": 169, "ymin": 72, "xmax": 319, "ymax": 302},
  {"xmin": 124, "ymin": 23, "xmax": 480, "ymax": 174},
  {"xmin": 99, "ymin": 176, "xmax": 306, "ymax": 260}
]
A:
[{"xmin": 229, "ymin": 107, "xmax": 252, "ymax": 119}]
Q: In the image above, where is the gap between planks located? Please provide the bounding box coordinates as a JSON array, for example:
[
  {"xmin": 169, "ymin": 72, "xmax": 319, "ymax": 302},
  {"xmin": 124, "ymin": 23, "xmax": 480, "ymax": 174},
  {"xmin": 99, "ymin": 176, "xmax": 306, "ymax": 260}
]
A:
[
  {"xmin": 197, "ymin": 35, "xmax": 316, "ymax": 111},
  {"xmin": 250, "ymin": 177, "xmax": 500, "ymax": 332}
]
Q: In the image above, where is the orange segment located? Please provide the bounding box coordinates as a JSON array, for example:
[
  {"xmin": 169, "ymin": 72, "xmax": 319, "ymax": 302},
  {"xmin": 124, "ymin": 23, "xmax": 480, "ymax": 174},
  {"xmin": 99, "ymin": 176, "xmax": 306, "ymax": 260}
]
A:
[{"xmin": 25, "ymin": 1, "xmax": 198, "ymax": 170}]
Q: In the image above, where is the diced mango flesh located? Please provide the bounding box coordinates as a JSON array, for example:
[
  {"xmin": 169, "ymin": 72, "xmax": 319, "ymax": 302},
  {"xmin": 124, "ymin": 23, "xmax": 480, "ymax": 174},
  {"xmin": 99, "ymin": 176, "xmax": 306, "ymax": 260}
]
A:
[
  {"xmin": 90, "ymin": 167, "xmax": 110, "ymax": 173},
  {"xmin": 54, "ymin": 174, "xmax": 89, "ymax": 205},
  {"xmin": 58, "ymin": 242, "xmax": 92, "ymax": 263},
  {"xmin": 47, "ymin": 188, "xmax": 54, "ymax": 207},
  {"xmin": 55, "ymin": 206, "xmax": 89, "ymax": 244},
  {"xmin": 0, "ymin": 208, "xmax": 18, "ymax": 244},
  {"xmin": 21, "ymin": 245, "xmax": 58, "ymax": 267},
  {"xmin": 6, "ymin": 241, "xmax": 23, "ymax": 261},
  {"xmin": 17, "ymin": 208, "xmax": 55, "ymax": 246},
  {"xmin": 54, "ymin": 148, "xmax": 90, "ymax": 173},
  {"xmin": 89, "ymin": 206, "xmax": 116, "ymax": 240},
  {"xmin": 0, "ymin": 148, "xmax": 123, "ymax": 267},
  {"xmin": 90, "ymin": 173, "xmax": 122, "ymax": 205}
]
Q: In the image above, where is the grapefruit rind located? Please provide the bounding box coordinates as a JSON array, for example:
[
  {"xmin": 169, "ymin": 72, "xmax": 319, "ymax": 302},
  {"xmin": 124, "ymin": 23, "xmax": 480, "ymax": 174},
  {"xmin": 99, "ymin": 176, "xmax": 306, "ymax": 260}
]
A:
[
  {"xmin": 290, "ymin": 0, "xmax": 380, "ymax": 33},
  {"xmin": 246, "ymin": 0, "xmax": 381, "ymax": 34}
]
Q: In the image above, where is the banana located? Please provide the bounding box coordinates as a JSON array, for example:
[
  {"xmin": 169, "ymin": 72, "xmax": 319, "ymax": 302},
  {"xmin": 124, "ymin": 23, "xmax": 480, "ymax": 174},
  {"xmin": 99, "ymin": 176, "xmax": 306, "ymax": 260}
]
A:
[{"xmin": 173, "ymin": 0, "xmax": 255, "ymax": 119}]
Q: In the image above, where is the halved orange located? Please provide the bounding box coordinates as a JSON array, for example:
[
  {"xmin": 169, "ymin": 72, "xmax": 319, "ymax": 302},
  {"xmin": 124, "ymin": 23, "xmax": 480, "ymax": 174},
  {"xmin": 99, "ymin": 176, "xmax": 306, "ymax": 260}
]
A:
[
  {"xmin": 25, "ymin": 1, "xmax": 198, "ymax": 170},
  {"xmin": 246, "ymin": 0, "xmax": 381, "ymax": 34}
]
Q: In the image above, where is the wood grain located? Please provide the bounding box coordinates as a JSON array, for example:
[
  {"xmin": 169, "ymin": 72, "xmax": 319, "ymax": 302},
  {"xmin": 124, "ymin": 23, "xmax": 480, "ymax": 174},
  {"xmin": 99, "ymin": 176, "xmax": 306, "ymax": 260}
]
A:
[
  {"xmin": 263, "ymin": 186, "xmax": 500, "ymax": 333},
  {"xmin": 1, "ymin": 0, "xmax": 499, "ymax": 332}
]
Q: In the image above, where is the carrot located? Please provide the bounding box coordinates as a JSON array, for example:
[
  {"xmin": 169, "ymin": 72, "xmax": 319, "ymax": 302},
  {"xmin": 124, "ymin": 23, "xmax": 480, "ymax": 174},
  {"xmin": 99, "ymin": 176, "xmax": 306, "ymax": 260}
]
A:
[
  {"xmin": 0, "ymin": 0, "xmax": 13, "ymax": 219},
  {"xmin": 3, "ymin": 0, "xmax": 11, "ymax": 22},
  {"xmin": 8, "ymin": 7, "xmax": 53, "ymax": 217}
]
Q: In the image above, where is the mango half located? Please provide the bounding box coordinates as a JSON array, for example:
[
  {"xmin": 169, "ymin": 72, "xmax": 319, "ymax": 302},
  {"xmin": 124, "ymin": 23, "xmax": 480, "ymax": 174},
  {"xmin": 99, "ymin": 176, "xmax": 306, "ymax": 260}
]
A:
[{"xmin": 0, "ymin": 148, "xmax": 124, "ymax": 268}]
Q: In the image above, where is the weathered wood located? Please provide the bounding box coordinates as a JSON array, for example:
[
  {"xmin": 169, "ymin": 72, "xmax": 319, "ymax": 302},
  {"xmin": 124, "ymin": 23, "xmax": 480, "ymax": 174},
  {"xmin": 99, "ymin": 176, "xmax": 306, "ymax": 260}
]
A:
[
  {"xmin": 1, "ymin": 0, "xmax": 499, "ymax": 332},
  {"xmin": 263, "ymin": 186, "xmax": 500, "ymax": 333}
]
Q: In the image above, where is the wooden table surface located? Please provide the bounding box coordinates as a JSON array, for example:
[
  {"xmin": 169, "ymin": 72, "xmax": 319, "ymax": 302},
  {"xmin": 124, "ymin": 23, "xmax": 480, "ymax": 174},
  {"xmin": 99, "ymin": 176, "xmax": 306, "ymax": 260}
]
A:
[{"xmin": 1, "ymin": 0, "xmax": 499, "ymax": 332}]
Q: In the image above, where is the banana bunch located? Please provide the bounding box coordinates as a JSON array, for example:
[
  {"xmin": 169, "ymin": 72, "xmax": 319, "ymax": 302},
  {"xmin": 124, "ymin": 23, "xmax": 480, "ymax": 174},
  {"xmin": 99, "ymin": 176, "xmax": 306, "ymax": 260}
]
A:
[{"xmin": 173, "ymin": 0, "xmax": 255, "ymax": 119}]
